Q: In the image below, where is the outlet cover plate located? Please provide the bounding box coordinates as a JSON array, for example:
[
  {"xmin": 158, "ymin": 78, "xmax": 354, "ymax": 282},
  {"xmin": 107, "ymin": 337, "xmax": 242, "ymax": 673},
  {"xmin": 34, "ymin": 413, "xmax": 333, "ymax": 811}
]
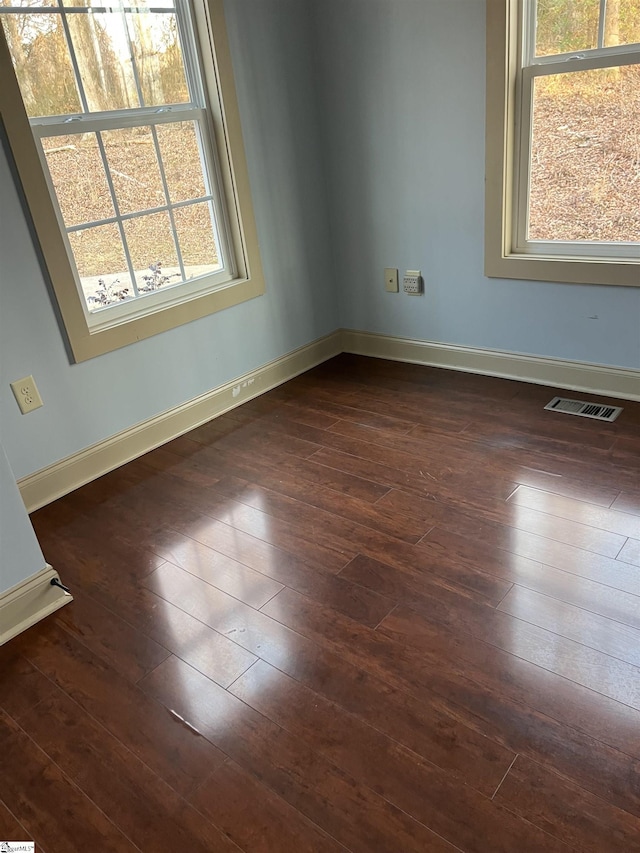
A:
[
  {"xmin": 384, "ymin": 268, "xmax": 399, "ymax": 292},
  {"xmin": 10, "ymin": 375, "xmax": 43, "ymax": 414},
  {"xmin": 403, "ymin": 270, "xmax": 423, "ymax": 295}
]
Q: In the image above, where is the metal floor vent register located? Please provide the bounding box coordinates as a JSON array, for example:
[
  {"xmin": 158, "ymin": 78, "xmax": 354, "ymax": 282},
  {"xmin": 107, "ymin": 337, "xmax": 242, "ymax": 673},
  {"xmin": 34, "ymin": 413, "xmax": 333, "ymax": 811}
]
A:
[{"xmin": 544, "ymin": 396, "xmax": 623, "ymax": 423}]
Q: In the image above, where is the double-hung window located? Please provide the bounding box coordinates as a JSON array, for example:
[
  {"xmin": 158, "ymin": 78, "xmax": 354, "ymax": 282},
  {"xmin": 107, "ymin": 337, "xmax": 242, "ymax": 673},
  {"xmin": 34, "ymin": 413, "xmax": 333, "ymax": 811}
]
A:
[
  {"xmin": 485, "ymin": 0, "xmax": 640, "ymax": 286},
  {"xmin": 0, "ymin": 0, "xmax": 264, "ymax": 361}
]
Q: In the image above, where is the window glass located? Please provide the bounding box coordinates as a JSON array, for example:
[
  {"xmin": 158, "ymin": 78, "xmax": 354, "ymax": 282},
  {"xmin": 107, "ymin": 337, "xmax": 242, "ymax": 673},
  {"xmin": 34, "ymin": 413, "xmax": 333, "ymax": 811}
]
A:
[
  {"xmin": 42, "ymin": 133, "xmax": 114, "ymax": 226},
  {"xmin": 529, "ymin": 65, "xmax": 640, "ymax": 243},
  {"xmin": 126, "ymin": 11, "xmax": 189, "ymax": 105},
  {"xmin": 535, "ymin": 0, "xmax": 600, "ymax": 56},
  {"xmin": 2, "ymin": 14, "xmax": 81, "ymax": 116},
  {"xmin": 123, "ymin": 211, "xmax": 181, "ymax": 293},
  {"xmin": 605, "ymin": 0, "xmax": 640, "ymax": 47},
  {"xmin": 101, "ymin": 126, "xmax": 166, "ymax": 214},
  {"xmin": 68, "ymin": 222, "xmax": 134, "ymax": 306},
  {"xmin": 173, "ymin": 202, "xmax": 221, "ymax": 278},
  {"xmin": 156, "ymin": 121, "xmax": 208, "ymax": 202}
]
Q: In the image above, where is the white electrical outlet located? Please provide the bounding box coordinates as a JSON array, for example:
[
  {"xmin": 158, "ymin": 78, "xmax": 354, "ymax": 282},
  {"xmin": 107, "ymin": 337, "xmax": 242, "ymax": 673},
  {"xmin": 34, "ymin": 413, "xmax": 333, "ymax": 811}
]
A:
[
  {"xmin": 384, "ymin": 268, "xmax": 399, "ymax": 292},
  {"xmin": 403, "ymin": 270, "xmax": 423, "ymax": 295},
  {"xmin": 10, "ymin": 375, "xmax": 43, "ymax": 414}
]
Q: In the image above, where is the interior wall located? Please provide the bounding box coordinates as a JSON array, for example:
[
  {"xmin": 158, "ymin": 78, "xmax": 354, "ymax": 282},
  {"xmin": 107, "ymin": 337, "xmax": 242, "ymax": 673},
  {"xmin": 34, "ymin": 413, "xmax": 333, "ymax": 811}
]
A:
[
  {"xmin": 0, "ymin": 0, "xmax": 336, "ymax": 482},
  {"xmin": 0, "ymin": 442, "xmax": 46, "ymax": 594},
  {"xmin": 313, "ymin": 0, "xmax": 640, "ymax": 369}
]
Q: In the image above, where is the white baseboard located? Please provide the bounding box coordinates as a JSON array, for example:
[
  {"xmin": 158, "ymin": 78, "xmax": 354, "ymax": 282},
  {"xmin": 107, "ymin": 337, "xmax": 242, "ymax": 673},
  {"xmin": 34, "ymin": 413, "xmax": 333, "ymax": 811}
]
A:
[
  {"xmin": 18, "ymin": 331, "xmax": 341, "ymax": 513},
  {"xmin": 17, "ymin": 327, "xmax": 638, "ymax": 513},
  {"xmin": 341, "ymin": 329, "xmax": 640, "ymax": 402},
  {"xmin": 0, "ymin": 565, "xmax": 72, "ymax": 646}
]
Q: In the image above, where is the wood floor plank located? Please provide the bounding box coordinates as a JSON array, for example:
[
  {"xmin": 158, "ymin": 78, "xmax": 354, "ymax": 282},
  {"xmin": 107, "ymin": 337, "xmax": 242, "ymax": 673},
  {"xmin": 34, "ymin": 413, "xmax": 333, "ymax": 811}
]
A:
[
  {"xmin": 423, "ymin": 527, "xmax": 640, "ymax": 630},
  {"xmin": 139, "ymin": 558, "xmax": 514, "ymax": 795},
  {"xmin": 230, "ymin": 661, "xmax": 515, "ymax": 800},
  {"xmin": 192, "ymin": 477, "xmax": 510, "ymax": 605},
  {"xmin": 54, "ymin": 587, "xmax": 170, "ymax": 683},
  {"xmin": 0, "ymin": 800, "xmax": 36, "ymax": 851},
  {"xmin": 143, "ymin": 558, "xmax": 393, "ymax": 639},
  {"xmin": 309, "ymin": 445, "xmax": 517, "ymax": 507},
  {"xmin": 457, "ymin": 418, "xmax": 618, "ymax": 462},
  {"xmin": 209, "ymin": 472, "xmax": 427, "ymax": 544},
  {"xmin": 175, "ymin": 444, "xmax": 423, "ymax": 542},
  {"xmin": 153, "ymin": 528, "xmax": 394, "ymax": 628},
  {"xmin": 510, "ymin": 485, "xmax": 640, "ymax": 539},
  {"xmin": 498, "ymin": 585, "xmax": 640, "ymax": 668},
  {"xmin": 139, "ymin": 527, "xmax": 285, "ymax": 609},
  {"xmin": 285, "ymin": 394, "xmax": 418, "ymax": 435},
  {"xmin": 421, "ymin": 516, "xmax": 640, "ymax": 596},
  {"xmin": 0, "ymin": 710, "xmax": 139, "ymax": 853},
  {"xmin": 14, "ymin": 623, "xmax": 226, "ymax": 798},
  {"xmin": 54, "ymin": 551, "xmax": 259, "ymax": 689},
  {"xmin": 191, "ymin": 759, "xmax": 348, "ymax": 853},
  {"xmin": 378, "ymin": 599, "xmax": 640, "ymax": 712},
  {"xmin": 0, "ymin": 648, "xmax": 54, "ymax": 721},
  {"xmin": 338, "ymin": 553, "xmax": 503, "ymax": 624},
  {"xmin": 507, "ymin": 467, "xmax": 620, "ymax": 508},
  {"xmin": 229, "ymin": 660, "xmax": 571, "ymax": 853},
  {"xmin": 188, "ymin": 438, "xmax": 391, "ymax": 503},
  {"xmin": 611, "ymin": 490, "xmax": 640, "ymax": 515},
  {"xmin": 494, "ymin": 756, "xmax": 640, "ymax": 853},
  {"xmin": 379, "ymin": 487, "xmax": 628, "ymax": 557},
  {"xmin": 11, "ymin": 356, "xmax": 640, "ymax": 850},
  {"xmin": 141, "ymin": 656, "xmax": 459, "ymax": 853},
  {"xmin": 122, "ymin": 474, "xmax": 355, "ymax": 573},
  {"xmin": 617, "ymin": 538, "xmax": 640, "ymax": 567},
  {"xmin": 261, "ymin": 588, "xmax": 640, "ymax": 817},
  {"xmin": 18, "ymin": 687, "xmax": 242, "ymax": 853}
]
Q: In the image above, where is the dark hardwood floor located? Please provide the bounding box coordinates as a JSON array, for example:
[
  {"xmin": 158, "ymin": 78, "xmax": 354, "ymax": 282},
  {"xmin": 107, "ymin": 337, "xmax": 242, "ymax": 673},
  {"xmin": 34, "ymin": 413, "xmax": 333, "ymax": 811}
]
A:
[{"xmin": 2, "ymin": 354, "xmax": 640, "ymax": 852}]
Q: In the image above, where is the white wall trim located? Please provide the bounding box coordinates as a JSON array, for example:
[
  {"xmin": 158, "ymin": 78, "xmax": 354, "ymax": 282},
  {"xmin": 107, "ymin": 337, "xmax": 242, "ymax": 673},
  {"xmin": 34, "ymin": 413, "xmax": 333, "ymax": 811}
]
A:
[
  {"xmin": 17, "ymin": 327, "xmax": 638, "ymax": 512},
  {"xmin": 341, "ymin": 329, "xmax": 640, "ymax": 402},
  {"xmin": 0, "ymin": 564, "xmax": 72, "ymax": 646},
  {"xmin": 18, "ymin": 331, "xmax": 341, "ymax": 513}
]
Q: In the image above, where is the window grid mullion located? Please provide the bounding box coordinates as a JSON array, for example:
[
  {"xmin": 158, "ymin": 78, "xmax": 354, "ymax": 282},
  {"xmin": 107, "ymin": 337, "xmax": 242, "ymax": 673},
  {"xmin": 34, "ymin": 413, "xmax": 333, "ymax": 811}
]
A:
[
  {"xmin": 120, "ymin": 6, "xmax": 145, "ymax": 109},
  {"xmin": 524, "ymin": 0, "xmax": 537, "ymax": 66},
  {"xmin": 175, "ymin": 0, "xmax": 205, "ymax": 107},
  {"xmin": 0, "ymin": 7, "xmax": 181, "ymax": 14},
  {"xmin": 32, "ymin": 107, "xmax": 204, "ymax": 137},
  {"xmin": 95, "ymin": 130, "xmax": 140, "ymax": 297},
  {"xmin": 514, "ymin": 67, "xmax": 534, "ymax": 252},
  {"xmin": 64, "ymin": 194, "xmax": 216, "ymax": 233},
  {"xmin": 150, "ymin": 124, "xmax": 187, "ymax": 282},
  {"xmin": 55, "ymin": 2, "xmax": 90, "ymax": 114},
  {"xmin": 598, "ymin": 0, "xmax": 607, "ymax": 50}
]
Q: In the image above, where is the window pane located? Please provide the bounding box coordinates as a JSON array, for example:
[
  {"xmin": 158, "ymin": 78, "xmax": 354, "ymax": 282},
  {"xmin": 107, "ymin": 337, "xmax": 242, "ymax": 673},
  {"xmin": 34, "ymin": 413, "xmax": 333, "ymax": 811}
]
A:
[
  {"xmin": 123, "ymin": 211, "xmax": 180, "ymax": 292},
  {"xmin": 156, "ymin": 121, "xmax": 208, "ymax": 202},
  {"xmin": 1, "ymin": 14, "xmax": 81, "ymax": 116},
  {"xmin": 126, "ymin": 12, "xmax": 189, "ymax": 106},
  {"xmin": 101, "ymin": 126, "xmax": 165, "ymax": 214},
  {"xmin": 61, "ymin": 0, "xmax": 177, "ymax": 6},
  {"xmin": 67, "ymin": 11, "xmax": 139, "ymax": 111},
  {"xmin": 174, "ymin": 202, "xmax": 221, "ymax": 279},
  {"xmin": 528, "ymin": 66, "xmax": 640, "ymax": 242},
  {"xmin": 605, "ymin": 0, "xmax": 640, "ymax": 47},
  {"xmin": 535, "ymin": 0, "xmax": 599, "ymax": 56},
  {"xmin": 67, "ymin": 222, "xmax": 133, "ymax": 309},
  {"xmin": 42, "ymin": 133, "xmax": 114, "ymax": 227},
  {"xmin": 1, "ymin": 0, "xmax": 56, "ymax": 7}
]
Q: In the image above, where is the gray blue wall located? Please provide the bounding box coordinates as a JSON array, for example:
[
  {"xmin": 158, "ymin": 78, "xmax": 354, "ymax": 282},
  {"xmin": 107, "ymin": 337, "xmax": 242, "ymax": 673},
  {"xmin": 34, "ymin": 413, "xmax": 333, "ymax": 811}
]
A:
[
  {"xmin": 314, "ymin": 0, "xmax": 640, "ymax": 367},
  {"xmin": 0, "ymin": 442, "xmax": 46, "ymax": 594},
  {"xmin": 0, "ymin": 0, "xmax": 335, "ymax": 481}
]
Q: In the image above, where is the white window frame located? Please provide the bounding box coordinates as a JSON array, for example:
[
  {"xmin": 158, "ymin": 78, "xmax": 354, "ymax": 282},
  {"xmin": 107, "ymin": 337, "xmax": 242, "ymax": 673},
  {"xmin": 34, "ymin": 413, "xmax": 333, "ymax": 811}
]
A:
[
  {"xmin": 485, "ymin": 0, "xmax": 640, "ymax": 286},
  {"xmin": 0, "ymin": 0, "xmax": 265, "ymax": 362}
]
